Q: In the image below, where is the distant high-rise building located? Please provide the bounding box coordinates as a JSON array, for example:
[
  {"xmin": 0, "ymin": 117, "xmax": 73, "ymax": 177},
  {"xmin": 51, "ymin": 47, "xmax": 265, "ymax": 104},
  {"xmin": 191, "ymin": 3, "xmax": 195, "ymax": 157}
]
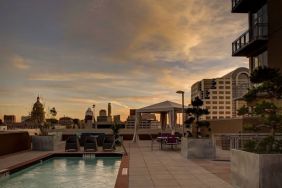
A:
[
  {"xmin": 4, "ymin": 115, "xmax": 16, "ymax": 124},
  {"xmin": 231, "ymin": 0, "xmax": 282, "ymax": 72},
  {"xmin": 191, "ymin": 67, "xmax": 250, "ymax": 119},
  {"xmin": 108, "ymin": 103, "xmax": 112, "ymax": 117}
]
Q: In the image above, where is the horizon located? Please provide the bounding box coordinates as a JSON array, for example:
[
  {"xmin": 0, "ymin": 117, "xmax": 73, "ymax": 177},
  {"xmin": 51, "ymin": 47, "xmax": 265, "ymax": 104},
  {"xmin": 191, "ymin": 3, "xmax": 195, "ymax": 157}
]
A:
[{"xmin": 0, "ymin": 0, "xmax": 248, "ymax": 121}]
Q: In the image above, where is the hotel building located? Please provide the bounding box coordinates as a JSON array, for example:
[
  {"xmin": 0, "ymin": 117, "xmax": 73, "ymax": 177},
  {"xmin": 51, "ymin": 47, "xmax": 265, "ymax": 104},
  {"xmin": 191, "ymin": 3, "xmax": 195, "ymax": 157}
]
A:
[
  {"xmin": 231, "ymin": 0, "xmax": 282, "ymax": 72},
  {"xmin": 191, "ymin": 67, "xmax": 250, "ymax": 119}
]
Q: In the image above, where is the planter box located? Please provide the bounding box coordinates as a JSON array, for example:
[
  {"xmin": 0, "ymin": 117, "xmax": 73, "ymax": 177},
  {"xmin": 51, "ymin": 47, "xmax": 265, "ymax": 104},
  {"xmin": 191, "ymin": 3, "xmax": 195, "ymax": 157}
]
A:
[
  {"xmin": 32, "ymin": 135, "xmax": 54, "ymax": 151},
  {"xmin": 181, "ymin": 138, "xmax": 215, "ymax": 159},
  {"xmin": 231, "ymin": 149, "xmax": 282, "ymax": 188}
]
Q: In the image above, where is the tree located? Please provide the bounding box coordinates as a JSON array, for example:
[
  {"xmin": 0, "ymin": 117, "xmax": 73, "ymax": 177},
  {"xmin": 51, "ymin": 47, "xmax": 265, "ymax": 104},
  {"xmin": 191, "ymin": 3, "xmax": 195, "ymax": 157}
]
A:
[
  {"xmin": 237, "ymin": 105, "xmax": 250, "ymax": 117},
  {"xmin": 49, "ymin": 107, "xmax": 57, "ymax": 129},
  {"xmin": 185, "ymin": 97, "xmax": 210, "ymax": 138},
  {"xmin": 242, "ymin": 67, "xmax": 282, "ymax": 153}
]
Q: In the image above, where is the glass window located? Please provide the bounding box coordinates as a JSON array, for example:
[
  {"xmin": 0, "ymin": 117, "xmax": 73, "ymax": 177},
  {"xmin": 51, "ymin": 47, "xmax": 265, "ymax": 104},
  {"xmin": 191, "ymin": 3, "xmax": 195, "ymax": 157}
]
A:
[{"xmin": 251, "ymin": 50, "xmax": 268, "ymax": 70}]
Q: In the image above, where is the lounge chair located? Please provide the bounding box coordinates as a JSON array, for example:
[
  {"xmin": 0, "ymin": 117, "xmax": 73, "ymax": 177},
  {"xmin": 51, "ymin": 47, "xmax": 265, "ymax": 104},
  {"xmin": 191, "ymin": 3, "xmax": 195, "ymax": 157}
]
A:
[
  {"xmin": 164, "ymin": 136, "xmax": 180, "ymax": 150},
  {"xmin": 65, "ymin": 136, "xmax": 79, "ymax": 152},
  {"xmin": 84, "ymin": 136, "xmax": 97, "ymax": 152},
  {"xmin": 103, "ymin": 135, "xmax": 115, "ymax": 151}
]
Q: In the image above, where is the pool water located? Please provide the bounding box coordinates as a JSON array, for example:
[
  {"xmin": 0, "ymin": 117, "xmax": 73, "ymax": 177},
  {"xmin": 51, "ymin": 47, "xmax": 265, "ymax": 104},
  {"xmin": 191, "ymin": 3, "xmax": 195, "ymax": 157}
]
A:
[{"xmin": 0, "ymin": 157, "xmax": 121, "ymax": 188}]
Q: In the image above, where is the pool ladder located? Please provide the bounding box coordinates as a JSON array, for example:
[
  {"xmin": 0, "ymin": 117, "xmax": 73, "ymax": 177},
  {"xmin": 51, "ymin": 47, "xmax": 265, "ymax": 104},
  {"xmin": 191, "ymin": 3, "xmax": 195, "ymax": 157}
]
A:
[{"xmin": 83, "ymin": 153, "xmax": 96, "ymax": 159}]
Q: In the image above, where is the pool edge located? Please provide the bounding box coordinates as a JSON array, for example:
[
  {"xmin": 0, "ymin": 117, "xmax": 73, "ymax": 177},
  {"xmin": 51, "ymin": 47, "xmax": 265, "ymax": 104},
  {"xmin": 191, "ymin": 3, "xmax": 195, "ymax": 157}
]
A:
[{"xmin": 1, "ymin": 152, "xmax": 128, "ymax": 188}]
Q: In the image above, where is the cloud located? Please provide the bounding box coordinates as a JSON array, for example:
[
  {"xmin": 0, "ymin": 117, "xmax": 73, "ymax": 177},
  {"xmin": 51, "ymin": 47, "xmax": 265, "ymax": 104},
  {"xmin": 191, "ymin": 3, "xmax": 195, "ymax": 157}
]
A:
[
  {"xmin": 0, "ymin": 0, "xmax": 249, "ymax": 121},
  {"xmin": 10, "ymin": 55, "xmax": 30, "ymax": 70},
  {"xmin": 28, "ymin": 71, "xmax": 127, "ymax": 81}
]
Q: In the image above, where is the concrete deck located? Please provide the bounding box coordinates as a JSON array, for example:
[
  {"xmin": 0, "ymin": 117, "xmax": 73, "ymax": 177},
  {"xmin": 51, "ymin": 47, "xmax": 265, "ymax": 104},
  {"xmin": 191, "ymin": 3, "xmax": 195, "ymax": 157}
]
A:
[
  {"xmin": 0, "ymin": 141, "xmax": 232, "ymax": 188},
  {"xmin": 126, "ymin": 141, "xmax": 232, "ymax": 188}
]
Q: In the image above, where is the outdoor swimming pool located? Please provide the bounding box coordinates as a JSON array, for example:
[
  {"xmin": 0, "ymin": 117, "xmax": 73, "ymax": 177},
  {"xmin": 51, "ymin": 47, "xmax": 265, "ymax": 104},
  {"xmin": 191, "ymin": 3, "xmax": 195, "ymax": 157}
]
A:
[{"xmin": 0, "ymin": 157, "xmax": 121, "ymax": 188}]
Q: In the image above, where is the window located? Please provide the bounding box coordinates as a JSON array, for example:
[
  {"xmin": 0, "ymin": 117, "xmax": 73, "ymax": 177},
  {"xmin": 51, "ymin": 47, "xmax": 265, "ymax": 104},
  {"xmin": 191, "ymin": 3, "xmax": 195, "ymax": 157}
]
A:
[
  {"xmin": 226, "ymin": 101, "xmax": 231, "ymax": 104},
  {"xmin": 206, "ymin": 116, "xmax": 211, "ymax": 119},
  {"xmin": 206, "ymin": 106, "xmax": 211, "ymax": 109},
  {"xmin": 225, "ymin": 86, "xmax": 231, "ymax": 89},
  {"xmin": 219, "ymin": 111, "xmax": 224, "ymax": 114},
  {"xmin": 219, "ymin": 106, "xmax": 224, "ymax": 109},
  {"xmin": 219, "ymin": 96, "xmax": 224, "ymax": 99},
  {"xmin": 212, "ymin": 106, "xmax": 217, "ymax": 109},
  {"xmin": 226, "ymin": 91, "xmax": 231, "ymax": 94},
  {"xmin": 212, "ymin": 116, "xmax": 217, "ymax": 119},
  {"xmin": 226, "ymin": 96, "xmax": 231, "ymax": 99},
  {"xmin": 226, "ymin": 106, "xmax": 231, "ymax": 109},
  {"xmin": 225, "ymin": 81, "xmax": 230, "ymax": 84},
  {"xmin": 212, "ymin": 91, "xmax": 217, "ymax": 94},
  {"xmin": 219, "ymin": 116, "xmax": 224, "ymax": 119},
  {"xmin": 226, "ymin": 111, "xmax": 231, "ymax": 114},
  {"xmin": 212, "ymin": 101, "xmax": 217, "ymax": 104},
  {"xmin": 219, "ymin": 86, "xmax": 224, "ymax": 89},
  {"xmin": 219, "ymin": 91, "xmax": 224, "ymax": 94},
  {"xmin": 206, "ymin": 101, "xmax": 210, "ymax": 104},
  {"xmin": 212, "ymin": 96, "xmax": 217, "ymax": 99},
  {"xmin": 219, "ymin": 101, "xmax": 224, "ymax": 104},
  {"xmin": 219, "ymin": 81, "xmax": 224, "ymax": 84},
  {"xmin": 212, "ymin": 111, "xmax": 217, "ymax": 114},
  {"xmin": 251, "ymin": 50, "xmax": 268, "ymax": 70}
]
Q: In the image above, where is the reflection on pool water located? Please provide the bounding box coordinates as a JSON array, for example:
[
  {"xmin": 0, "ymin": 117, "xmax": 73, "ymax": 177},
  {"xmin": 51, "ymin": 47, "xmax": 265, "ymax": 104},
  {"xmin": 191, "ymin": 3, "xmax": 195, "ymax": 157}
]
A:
[{"xmin": 0, "ymin": 157, "xmax": 121, "ymax": 188}]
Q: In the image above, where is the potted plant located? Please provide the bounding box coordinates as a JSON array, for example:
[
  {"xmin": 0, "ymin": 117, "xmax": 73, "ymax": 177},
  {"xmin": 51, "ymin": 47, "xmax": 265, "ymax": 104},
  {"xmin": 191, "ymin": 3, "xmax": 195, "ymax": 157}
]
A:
[
  {"xmin": 231, "ymin": 67, "xmax": 282, "ymax": 188},
  {"xmin": 181, "ymin": 97, "xmax": 214, "ymax": 159},
  {"xmin": 31, "ymin": 97, "xmax": 55, "ymax": 151}
]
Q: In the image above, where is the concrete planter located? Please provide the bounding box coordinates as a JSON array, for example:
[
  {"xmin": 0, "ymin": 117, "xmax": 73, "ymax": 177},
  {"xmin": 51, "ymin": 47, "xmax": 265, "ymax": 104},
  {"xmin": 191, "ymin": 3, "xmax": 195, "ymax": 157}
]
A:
[
  {"xmin": 231, "ymin": 149, "xmax": 282, "ymax": 188},
  {"xmin": 181, "ymin": 138, "xmax": 215, "ymax": 159},
  {"xmin": 32, "ymin": 135, "xmax": 54, "ymax": 151}
]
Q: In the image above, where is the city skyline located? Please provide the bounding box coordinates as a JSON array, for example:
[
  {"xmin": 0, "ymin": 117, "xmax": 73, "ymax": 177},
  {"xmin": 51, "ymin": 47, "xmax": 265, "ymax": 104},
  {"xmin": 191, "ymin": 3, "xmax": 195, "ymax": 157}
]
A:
[{"xmin": 0, "ymin": 0, "xmax": 248, "ymax": 121}]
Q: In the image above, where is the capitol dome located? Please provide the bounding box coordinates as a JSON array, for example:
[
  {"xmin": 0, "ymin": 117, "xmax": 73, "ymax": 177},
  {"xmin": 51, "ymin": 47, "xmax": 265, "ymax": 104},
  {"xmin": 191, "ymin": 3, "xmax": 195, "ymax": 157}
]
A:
[{"xmin": 31, "ymin": 96, "xmax": 45, "ymax": 124}]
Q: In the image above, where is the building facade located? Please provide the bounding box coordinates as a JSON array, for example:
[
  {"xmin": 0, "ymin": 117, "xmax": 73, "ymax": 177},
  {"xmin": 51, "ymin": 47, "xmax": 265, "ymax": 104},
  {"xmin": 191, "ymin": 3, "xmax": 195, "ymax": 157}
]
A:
[
  {"xmin": 125, "ymin": 109, "xmax": 159, "ymax": 129},
  {"xmin": 231, "ymin": 0, "xmax": 282, "ymax": 72},
  {"xmin": 191, "ymin": 67, "xmax": 250, "ymax": 119},
  {"xmin": 3, "ymin": 115, "xmax": 16, "ymax": 124}
]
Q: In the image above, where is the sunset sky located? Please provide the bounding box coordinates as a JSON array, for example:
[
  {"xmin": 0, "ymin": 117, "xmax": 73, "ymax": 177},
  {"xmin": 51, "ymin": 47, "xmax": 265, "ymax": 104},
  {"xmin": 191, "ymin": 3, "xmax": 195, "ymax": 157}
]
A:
[{"xmin": 0, "ymin": 0, "xmax": 248, "ymax": 121}]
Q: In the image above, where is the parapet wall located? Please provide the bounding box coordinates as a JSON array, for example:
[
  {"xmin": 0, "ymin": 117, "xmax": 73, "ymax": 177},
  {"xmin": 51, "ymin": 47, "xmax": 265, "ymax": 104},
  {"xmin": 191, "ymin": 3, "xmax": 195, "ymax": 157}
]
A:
[{"xmin": 0, "ymin": 131, "xmax": 31, "ymax": 156}]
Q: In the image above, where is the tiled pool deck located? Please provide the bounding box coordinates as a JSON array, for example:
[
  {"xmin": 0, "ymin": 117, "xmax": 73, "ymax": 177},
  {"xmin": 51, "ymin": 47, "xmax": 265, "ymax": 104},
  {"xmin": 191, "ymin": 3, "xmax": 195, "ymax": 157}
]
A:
[
  {"xmin": 125, "ymin": 141, "xmax": 232, "ymax": 188},
  {"xmin": 0, "ymin": 141, "xmax": 232, "ymax": 188}
]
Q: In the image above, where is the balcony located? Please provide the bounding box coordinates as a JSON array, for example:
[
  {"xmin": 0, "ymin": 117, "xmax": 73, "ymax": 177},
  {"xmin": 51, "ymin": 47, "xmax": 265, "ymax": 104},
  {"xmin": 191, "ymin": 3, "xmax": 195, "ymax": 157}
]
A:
[
  {"xmin": 232, "ymin": 23, "xmax": 268, "ymax": 57},
  {"xmin": 232, "ymin": 0, "xmax": 266, "ymax": 13}
]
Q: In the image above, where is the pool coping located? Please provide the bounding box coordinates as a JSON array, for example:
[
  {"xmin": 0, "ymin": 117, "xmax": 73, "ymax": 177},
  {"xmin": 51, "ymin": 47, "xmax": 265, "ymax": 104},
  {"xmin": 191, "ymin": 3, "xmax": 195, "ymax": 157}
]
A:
[{"xmin": 0, "ymin": 152, "xmax": 129, "ymax": 188}]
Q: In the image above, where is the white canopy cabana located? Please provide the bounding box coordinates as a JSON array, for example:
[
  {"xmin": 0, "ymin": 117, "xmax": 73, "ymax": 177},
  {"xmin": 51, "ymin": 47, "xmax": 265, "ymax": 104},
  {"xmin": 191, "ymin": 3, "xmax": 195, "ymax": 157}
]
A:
[{"xmin": 132, "ymin": 100, "xmax": 185, "ymax": 142}]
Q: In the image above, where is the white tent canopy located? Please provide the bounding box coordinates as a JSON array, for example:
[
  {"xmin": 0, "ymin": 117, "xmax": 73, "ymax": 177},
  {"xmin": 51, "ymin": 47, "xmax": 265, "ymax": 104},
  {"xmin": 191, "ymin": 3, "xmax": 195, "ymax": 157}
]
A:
[{"xmin": 132, "ymin": 100, "xmax": 185, "ymax": 142}]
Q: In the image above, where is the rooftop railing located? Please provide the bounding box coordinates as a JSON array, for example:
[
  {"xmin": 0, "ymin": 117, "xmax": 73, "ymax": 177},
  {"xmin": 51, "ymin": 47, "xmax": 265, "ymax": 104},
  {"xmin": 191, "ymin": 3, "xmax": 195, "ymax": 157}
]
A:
[
  {"xmin": 232, "ymin": 23, "xmax": 268, "ymax": 55},
  {"xmin": 232, "ymin": 0, "xmax": 242, "ymax": 9}
]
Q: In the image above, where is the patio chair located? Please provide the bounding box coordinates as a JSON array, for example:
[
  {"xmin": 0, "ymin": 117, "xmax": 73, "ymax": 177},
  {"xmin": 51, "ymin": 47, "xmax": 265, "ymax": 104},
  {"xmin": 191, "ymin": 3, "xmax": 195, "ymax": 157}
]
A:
[
  {"xmin": 65, "ymin": 135, "xmax": 79, "ymax": 152},
  {"xmin": 102, "ymin": 135, "xmax": 115, "ymax": 151},
  {"xmin": 84, "ymin": 136, "xmax": 97, "ymax": 152},
  {"xmin": 164, "ymin": 136, "xmax": 180, "ymax": 150}
]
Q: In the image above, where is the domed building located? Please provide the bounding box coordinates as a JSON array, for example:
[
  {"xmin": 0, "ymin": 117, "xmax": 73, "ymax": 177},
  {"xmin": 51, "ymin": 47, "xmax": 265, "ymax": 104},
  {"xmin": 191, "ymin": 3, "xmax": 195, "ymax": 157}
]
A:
[{"xmin": 31, "ymin": 96, "xmax": 45, "ymax": 124}]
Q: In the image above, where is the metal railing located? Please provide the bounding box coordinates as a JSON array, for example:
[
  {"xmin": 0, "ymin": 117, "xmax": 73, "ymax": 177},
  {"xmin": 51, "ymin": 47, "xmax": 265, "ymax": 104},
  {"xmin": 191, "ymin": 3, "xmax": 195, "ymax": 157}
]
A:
[
  {"xmin": 232, "ymin": 23, "xmax": 268, "ymax": 55},
  {"xmin": 232, "ymin": 0, "xmax": 242, "ymax": 9},
  {"xmin": 213, "ymin": 133, "xmax": 282, "ymax": 150}
]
